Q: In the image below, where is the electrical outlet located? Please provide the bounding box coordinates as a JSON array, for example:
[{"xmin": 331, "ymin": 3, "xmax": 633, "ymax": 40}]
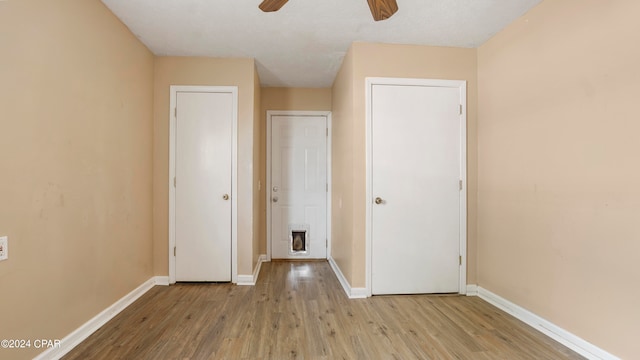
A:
[{"xmin": 0, "ymin": 236, "xmax": 8, "ymax": 261}]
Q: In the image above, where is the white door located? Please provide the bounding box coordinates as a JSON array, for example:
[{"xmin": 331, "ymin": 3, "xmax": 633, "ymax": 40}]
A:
[
  {"xmin": 371, "ymin": 83, "xmax": 463, "ymax": 295},
  {"xmin": 270, "ymin": 115, "xmax": 328, "ymax": 259},
  {"xmin": 175, "ymin": 91, "xmax": 232, "ymax": 282}
]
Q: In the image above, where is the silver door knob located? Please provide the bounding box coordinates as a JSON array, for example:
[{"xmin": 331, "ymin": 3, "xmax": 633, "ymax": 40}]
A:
[
  {"xmin": 272, "ymin": 196, "xmax": 279, "ymax": 203},
  {"xmin": 375, "ymin": 197, "xmax": 383, "ymax": 204},
  {"xmin": 223, "ymin": 194, "xmax": 230, "ymax": 200}
]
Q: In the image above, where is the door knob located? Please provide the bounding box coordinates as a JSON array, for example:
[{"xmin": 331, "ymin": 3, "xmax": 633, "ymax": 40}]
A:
[
  {"xmin": 375, "ymin": 197, "xmax": 384, "ymax": 204},
  {"xmin": 223, "ymin": 194, "xmax": 230, "ymax": 201},
  {"xmin": 272, "ymin": 196, "xmax": 279, "ymax": 203}
]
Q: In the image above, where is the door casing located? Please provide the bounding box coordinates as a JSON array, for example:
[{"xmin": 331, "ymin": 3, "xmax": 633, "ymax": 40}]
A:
[
  {"xmin": 168, "ymin": 85, "xmax": 238, "ymax": 284},
  {"xmin": 266, "ymin": 110, "xmax": 332, "ymax": 261},
  {"xmin": 365, "ymin": 77, "xmax": 467, "ymax": 296}
]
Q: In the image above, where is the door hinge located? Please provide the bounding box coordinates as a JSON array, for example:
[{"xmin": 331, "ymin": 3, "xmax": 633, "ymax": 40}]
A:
[
  {"xmin": 459, "ymin": 104, "xmax": 462, "ymax": 115},
  {"xmin": 174, "ymin": 177, "xmax": 176, "ymax": 188},
  {"xmin": 174, "ymin": 246, "xmax": 176, "ymax": 257},
  {"xmin": 175, "ymin": 107, "xmax": 177, "ymax": 118},
  {"xmin": 459, "ymin": 256, "xmax": 462, "ymax": 265},
  {"xmin": 326, "ymin": 128, "xmax": 329, "ymax": 137},
  {"xmin": 326, "ymin": 183, "xmax": 328, "ymax": 192},
  {"xmin": 459, "ymin": 179, "xmax": 463, "ymax": 191},
  {"xmin": 326, "ymin": 239, "xmax": 328, "ymax": 248}
]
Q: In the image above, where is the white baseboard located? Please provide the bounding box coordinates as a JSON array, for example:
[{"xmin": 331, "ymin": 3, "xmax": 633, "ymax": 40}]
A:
[
  {"xmin": 34, "ymin": 276, "xmax": 166, "ymax": 360},
  {"xmin": 328, "ymin": 256, "xmax": 367, "ymax": 299},
  {"xmin": 466, "ymin": 284, "xmax": 478, "ymax": 296},
  {"xmin": 153, "ymin": 276, "xmax": 170, "ymax": 286},
  {"xmin": 476, "ymin": 287, "xmax": 619, "ymax": 360},
  {"xmin": 237, "ymin": 254, "xmax": 267, "ymax": 286}
]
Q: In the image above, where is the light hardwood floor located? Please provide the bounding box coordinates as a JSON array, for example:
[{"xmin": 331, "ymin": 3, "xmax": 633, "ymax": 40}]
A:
[{"xmin": 64, "ymin": 261, "xmax": 583, "ymax": 359}]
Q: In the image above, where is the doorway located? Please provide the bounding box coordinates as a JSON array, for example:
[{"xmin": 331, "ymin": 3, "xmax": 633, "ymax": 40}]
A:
[
  {"xmin": 266, "ymin": 111, "xmax": 331, "ymax": 260},
  {"xmin": 169, "ymin": 86, "xmax": 238, "ymax": 283},
  {"xmin": 366, "ymin": 78, "xmax": 467, "ymax": 295}
]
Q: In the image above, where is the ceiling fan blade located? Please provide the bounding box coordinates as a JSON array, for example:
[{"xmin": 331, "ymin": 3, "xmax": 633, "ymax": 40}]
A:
[
  {"xmin": 367, "ymin": 0, "xmax": 399, "ymax": 21},
  {"xmin": 259, "ymin": 0, "xmax": 289, "ymax": 12}
]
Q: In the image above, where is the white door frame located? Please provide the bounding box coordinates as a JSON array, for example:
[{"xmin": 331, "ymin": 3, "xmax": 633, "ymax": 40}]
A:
[
  {"xmin": 365, "ymin": 77, "xmax": 467, "ymax": 296},
  {"xmin": 169, "ymin": 85, "xmax": 238, "ymax": 284},
  {"xmin": 266, "ymin": 110, "xmax": 332, "ymax": 261}
]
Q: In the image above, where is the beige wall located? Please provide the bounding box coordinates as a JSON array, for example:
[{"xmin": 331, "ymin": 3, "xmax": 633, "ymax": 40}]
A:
[
  {"xmin": 153, "ymin": 57, "xmax": 260, "ymax": 277},
  {"xmin": 477, "ymin": 1, "xmax": 640, "ymax": 358},
  {"xmin": 330, "ymin": 51, "xmax": 358, "ymax": 284},
  {"xmin": 332, "ymin": 42, "xmax": 478, "ymax": 288},
  {"xmin": 0, "ymin": 0, "xmax": 154, "ymax": 359},
  {"xmin": 259, "ymin": 88, "xmax": 333, "ymax": 254}
]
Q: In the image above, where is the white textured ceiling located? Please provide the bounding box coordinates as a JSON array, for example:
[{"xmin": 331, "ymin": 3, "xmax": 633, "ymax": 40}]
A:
[{"xmin": 101, "ymin": 0, "xmax": 541, "ymax": 87}]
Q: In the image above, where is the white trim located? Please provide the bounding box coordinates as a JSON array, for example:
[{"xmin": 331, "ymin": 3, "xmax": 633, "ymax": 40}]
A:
[
  {"xmin": 34, "ymin": 277, "xmax": 166, "ymax": 360},
  {"xmin": 169, "ymin": 86, "xmax": 239, "ymax": 284},
  {"xmin": 237, "ymin": 254, "xmax": 267, "ymax": 286},
  {"xmin": 266, "ymin": 111, "xmax": 273, "ymax": 261},
  {"xmin": 349, "ymin": 287, "xmax": 368, "ymax": 299},
  {"xmin": 477, "ymin": 287, "xmax": 620, "ymax": 360},
  {"xmin": 465, "ymin": 284, "xmax": 478, "ymax": 296},
  {"xmin": 326, "ymin": 115, "xmax": 332, "ymax": 259},
  {"xmin": 365, "ymin": 77, "xmax": 468, "ymax": 296},
  {"xmin": 458, "ymin": 81, "xmax": 468, "ymax": 295},
  {"xmin": 265, "ymin": 110, "xmax": 332, "ymax": 261},
  {"xmin": 328, "ymin": 257, "xmax": 368, "ymax": 299},
  {"xmin": 153, "ymin": 276, "xmax": 170, "ymax": 286}
]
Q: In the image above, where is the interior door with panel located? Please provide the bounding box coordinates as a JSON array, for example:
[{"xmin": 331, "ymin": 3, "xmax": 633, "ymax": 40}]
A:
[
  {"xmin": 371, "ymin": 82, "xmax": 464, "ymax": 295},
  {"xmin": 175, "ymin": 91, "xmax": 233, "ymax": 282},
  {"xmin": 270, "ymin": 115, "xmax": 328, "ymax": 259}
]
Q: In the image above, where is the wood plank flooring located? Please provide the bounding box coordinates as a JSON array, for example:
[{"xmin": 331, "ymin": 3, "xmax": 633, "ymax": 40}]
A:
[{"xmin": 64, "ymin": 261, "xmax": 584, "ymax": 359}]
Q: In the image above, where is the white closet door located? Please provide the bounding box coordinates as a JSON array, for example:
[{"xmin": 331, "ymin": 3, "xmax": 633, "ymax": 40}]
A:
[
  {"xmin": 175, "ymin": 91, "xmax": 232, "ymax": 282},
  {"xmin": 371, "ymin": 84, "xmax": 461, "ymax": 295}
]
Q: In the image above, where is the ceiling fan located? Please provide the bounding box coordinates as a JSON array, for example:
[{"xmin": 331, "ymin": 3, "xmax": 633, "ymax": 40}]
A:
[{"xmin": 259, "ymin": 0, "xmax": 398, "ymax": 21}]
